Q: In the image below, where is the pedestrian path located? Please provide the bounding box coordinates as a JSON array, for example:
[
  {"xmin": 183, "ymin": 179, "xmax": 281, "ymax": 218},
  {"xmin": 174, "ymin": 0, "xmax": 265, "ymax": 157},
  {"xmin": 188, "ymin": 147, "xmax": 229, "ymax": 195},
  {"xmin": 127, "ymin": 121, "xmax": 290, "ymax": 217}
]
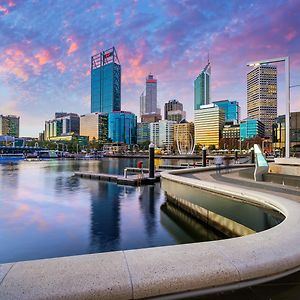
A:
[{"xmin": 184, "ymin": 167, "xmax": 300, "ymax": 203}]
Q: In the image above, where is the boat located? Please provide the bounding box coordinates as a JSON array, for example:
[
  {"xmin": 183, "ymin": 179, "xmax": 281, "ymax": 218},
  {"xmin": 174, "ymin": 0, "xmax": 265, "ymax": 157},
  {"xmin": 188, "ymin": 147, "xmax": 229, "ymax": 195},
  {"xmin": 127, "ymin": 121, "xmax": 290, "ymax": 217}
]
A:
[
  {"xmin": 0, "ymin": 153, "xmax": 24, "ymax": 161},
  {"xmin": 37, "ymin": 150, "xmax": 58, "ymax": 159}
]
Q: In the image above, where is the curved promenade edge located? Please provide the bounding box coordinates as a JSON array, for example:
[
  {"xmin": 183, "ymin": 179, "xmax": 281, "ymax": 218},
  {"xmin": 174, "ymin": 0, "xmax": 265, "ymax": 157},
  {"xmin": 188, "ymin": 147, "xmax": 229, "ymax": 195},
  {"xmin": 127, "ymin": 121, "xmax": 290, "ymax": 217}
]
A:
[{"xmin": 1, "ymin": 165, "xmax": 300, "ymax": 299}]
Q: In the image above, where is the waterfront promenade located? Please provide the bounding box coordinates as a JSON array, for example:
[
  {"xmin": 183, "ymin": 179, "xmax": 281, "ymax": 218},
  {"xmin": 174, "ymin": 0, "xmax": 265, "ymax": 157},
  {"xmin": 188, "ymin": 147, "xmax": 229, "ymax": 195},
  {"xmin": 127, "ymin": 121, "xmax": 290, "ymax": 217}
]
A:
[
  {"xmin": 1, "ymin": 163, "xmax": 300, "ymax": 299},
  {"xmin": 181, "ymin": 166, "xmax": 300, "ymax": 299},
  {"xmin": 184, "ymin": 167, "xmax": 300, "ymax": 203}
]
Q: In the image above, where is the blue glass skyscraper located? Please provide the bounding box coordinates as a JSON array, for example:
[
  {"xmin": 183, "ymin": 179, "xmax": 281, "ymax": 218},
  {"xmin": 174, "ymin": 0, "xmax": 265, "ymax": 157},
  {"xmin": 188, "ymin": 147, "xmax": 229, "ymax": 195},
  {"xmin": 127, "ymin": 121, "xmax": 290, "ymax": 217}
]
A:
[
  {"xmin": 213, "ymin": 100, "xmax": 240, "ymax": 124},
  {"xmin": 108, "ymin": 111, "xmax": 137, "ymax": 145},
  {"xmin": 91, "ymin": 47, "xmax": 121, "ymax": 113}
]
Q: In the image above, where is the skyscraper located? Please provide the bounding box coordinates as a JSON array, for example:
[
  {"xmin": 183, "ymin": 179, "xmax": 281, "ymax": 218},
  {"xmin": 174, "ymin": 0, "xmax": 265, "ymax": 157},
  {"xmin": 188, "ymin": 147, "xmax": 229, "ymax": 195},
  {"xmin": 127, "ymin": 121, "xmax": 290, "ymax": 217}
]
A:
[
  {"xmin": 164, "ymin": 99, "xmax": 186, "ymax": 123},
  {"xmin": 91, "ymin": 47, "xmax": 121, "ymax": 113},
  {"xmin": 0, "ymin": 115, "xmax": 20, "ymax": 137},
  {"xmin": 247, "ymin": 65, "xmax": 277, "ymax": 137},
  {"xmin": 140, "ymin": 74, "xmax": 160, "ymax": 120},
  {"xmin": 194, "ymin": 61, "xmax": 211, "ymax": 110}
]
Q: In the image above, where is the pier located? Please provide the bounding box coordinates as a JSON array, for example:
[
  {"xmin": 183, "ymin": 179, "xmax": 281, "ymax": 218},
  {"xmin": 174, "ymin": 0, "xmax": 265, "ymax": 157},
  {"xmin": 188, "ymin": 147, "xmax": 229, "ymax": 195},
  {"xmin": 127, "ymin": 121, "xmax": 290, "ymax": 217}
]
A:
[{"xmin": 74, "ymin": 171, "xmax": 160, "ymax": 186}]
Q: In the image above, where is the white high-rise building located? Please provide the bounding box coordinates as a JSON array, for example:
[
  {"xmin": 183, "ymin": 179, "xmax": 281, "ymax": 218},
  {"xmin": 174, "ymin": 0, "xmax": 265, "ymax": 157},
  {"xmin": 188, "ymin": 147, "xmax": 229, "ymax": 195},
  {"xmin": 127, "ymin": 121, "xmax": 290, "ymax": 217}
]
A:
[
  {"xmin": 149, "ymin": 122, "xmax": 159, "ymax": 147},
  {"xmin": 150, "ymin": 120, "xmax": 176, "ymax": 149}
]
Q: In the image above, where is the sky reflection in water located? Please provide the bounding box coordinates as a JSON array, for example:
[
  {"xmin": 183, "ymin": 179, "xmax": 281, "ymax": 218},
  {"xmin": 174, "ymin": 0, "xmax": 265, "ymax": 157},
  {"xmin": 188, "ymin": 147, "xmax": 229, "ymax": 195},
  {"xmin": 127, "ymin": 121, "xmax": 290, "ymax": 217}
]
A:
[{"xmin": 0, "ymin": 159, "xmax": 224, "ymax": 263}]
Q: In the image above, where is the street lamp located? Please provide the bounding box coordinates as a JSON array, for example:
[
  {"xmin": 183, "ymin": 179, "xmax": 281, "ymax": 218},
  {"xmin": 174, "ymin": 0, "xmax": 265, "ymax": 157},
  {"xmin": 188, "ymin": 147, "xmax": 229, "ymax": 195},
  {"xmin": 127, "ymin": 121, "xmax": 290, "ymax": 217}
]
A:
[{"xmin": 247, "ymin": 56, "xmax": 290, "ymax": 158}]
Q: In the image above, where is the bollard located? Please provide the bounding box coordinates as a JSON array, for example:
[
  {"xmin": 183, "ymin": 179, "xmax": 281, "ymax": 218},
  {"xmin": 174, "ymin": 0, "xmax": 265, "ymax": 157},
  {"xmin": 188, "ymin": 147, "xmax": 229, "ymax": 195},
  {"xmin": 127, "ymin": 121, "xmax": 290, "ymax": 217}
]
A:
[
  {"xmin": 251, "ymin": 148, "xmax": 255, "ymax": 164},
  {"xmin": 202, "ymin": 146, "xmax": 207, "ymax": 167},
  {"xmin": 149, "ymin": 143, "xmax": 155, "ymax": 179}
]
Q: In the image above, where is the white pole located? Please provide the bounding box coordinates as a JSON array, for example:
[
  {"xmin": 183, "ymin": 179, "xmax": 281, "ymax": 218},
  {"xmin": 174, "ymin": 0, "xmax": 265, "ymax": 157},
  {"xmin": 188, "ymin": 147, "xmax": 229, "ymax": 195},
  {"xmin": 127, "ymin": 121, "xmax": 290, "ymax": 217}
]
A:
[{"xmin": 285, "ymin": 57, "xmax": 290, "ymax": 158}]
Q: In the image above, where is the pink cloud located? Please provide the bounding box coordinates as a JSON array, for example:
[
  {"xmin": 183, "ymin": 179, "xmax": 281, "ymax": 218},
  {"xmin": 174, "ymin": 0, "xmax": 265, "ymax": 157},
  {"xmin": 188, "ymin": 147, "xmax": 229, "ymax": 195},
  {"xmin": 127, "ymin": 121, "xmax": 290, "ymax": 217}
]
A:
[
  {"xmin": 85, "ymin": 68, "xmax": 90, "ymax": 76},
  {"xmin": 0, "ymin": 5, "xmax": 9, "ymax": 15},
  {"xmin": 35, "ymin": 49, "xmax": 51, "ymax": 65},
  {"xmin": 8, "ymin": 0, "xmax": 15, "ymax": 7},
  {"xmin": 286, "ymin": 30, "xmax": 297, "ymax": 42},
  {"xmin": 0, "ymin": 54, "xmax": 30, "ymax": 81},
  {"xmin": 67, "ymin": 37, "xmax": 79, "ymax": 56},
  {"xmin": 56, "ymin": 61, "xmax": 66, "ymax": 73},
  {"xmin": 118, "ymin": 44, "xmax": 147, "ymax": 84},
  {"xmin": 0, "ymin": 46, "xmax": 42, "ymax": 80}
]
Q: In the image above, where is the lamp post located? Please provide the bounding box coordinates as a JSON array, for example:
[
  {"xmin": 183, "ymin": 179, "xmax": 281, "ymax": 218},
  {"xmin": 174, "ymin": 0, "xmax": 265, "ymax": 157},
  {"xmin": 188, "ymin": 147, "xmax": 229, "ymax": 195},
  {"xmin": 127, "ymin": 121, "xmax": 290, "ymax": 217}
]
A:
[{"xmin": 247, "ymin": 56, "xmax": 290, "ymax": 158}]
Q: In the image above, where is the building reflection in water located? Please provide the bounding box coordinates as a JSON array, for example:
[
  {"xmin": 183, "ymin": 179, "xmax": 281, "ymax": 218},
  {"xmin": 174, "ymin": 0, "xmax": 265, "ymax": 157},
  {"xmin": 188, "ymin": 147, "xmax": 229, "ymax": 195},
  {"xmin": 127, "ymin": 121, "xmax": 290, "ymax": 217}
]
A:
[
  {"xmin": 88, "ymin": 182, "xmax": 121, "ymax": 253},
  {"xmin": 138, "ymin": 185, "xmax": 158, "ymax": 237},
  {"xmin": 0, "ymin": 161, "xmax": 20, "ymax": 190},
  {"xmin": 54, "ymin": 175, "xmax": 81, "ymax": 194}
]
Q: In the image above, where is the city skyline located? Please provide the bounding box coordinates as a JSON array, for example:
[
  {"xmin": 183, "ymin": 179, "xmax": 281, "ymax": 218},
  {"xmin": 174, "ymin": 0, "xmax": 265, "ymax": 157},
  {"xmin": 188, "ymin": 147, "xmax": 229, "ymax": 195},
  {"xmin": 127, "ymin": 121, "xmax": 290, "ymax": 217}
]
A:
[{"xmin": 0, "ymin": 0, "xmax": 300, "ymax": 136}]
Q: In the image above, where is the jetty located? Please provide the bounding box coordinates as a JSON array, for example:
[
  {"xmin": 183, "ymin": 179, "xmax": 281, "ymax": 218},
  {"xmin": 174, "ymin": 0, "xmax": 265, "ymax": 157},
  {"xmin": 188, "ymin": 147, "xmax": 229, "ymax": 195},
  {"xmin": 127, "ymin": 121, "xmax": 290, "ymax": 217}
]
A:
[{"xmin": 74, "ymin": 170, "xmax": 160, "ymax": 186}]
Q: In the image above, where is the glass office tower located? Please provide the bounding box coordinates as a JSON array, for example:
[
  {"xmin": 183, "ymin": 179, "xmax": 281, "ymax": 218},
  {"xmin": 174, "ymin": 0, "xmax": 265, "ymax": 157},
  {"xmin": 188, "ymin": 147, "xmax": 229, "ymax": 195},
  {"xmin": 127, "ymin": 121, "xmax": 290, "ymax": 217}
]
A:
[
  {"xmin": 194, "ymin": 61, "xmax": 211, "ymax": 110},
  {"xmin": 240, "ymin": 119, "xmax": 265, "ymax": 140},
  {"xmin": 213, "ymin": 100, "xmax": 240, "ymax": 124},
  {"xmin": 108, "ymin": 111, "xmax": 137, "ymax": 145},
  {"xmin": 91, "ymin": 47, "xmax": 121, "ymax": 113}
]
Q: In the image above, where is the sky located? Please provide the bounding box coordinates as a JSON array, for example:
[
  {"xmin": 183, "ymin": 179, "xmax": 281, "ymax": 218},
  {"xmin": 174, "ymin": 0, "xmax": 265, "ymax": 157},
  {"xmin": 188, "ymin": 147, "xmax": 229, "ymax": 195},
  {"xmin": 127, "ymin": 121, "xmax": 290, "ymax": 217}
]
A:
[{"xmin": 0, "ymin": 0, "xmax": 300, "ymax": 137}]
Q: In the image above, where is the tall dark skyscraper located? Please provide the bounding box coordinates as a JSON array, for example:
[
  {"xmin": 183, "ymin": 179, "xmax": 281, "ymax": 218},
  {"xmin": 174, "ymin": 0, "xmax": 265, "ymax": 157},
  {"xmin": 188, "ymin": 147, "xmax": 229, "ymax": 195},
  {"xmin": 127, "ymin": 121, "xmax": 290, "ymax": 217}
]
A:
[{"xmin": 91, "ymin": 47, "xmax": 121, "ymax": 113}]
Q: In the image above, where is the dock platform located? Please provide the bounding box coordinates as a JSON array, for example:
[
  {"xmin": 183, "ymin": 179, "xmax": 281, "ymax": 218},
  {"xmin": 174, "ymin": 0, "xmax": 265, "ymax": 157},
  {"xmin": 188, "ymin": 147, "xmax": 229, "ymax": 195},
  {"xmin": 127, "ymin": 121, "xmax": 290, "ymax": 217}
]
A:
[{"xmin": 74, "ymin": 171, "xmax": 160, "ymax": 186}]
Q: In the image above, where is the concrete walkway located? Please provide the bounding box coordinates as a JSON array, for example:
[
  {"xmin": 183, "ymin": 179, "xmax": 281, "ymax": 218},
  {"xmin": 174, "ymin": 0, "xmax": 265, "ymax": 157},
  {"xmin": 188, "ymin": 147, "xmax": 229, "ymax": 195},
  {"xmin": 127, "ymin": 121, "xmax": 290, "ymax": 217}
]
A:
[
  {"xmin": 179, "ymin": 167, "xmax": 300, "ymax": 299},
  {"xmin": 184, "ymin": 167, "xmax": 300, "ymax": 203}
]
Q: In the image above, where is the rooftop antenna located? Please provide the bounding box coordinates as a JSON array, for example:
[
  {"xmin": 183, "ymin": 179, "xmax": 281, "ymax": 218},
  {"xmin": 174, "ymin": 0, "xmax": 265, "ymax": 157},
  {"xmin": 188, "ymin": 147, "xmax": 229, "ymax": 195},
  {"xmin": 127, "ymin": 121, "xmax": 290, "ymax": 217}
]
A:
[{"xmin": 207, "ymin": 52, "xmax": 210, "ymax": 64}]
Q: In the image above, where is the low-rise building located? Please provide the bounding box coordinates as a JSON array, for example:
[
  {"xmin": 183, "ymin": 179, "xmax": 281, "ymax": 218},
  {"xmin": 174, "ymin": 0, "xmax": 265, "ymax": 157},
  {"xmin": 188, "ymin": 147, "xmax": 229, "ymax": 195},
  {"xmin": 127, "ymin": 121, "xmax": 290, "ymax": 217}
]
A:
[
  {"xmin": 45, "ymin": 113, "xmax": 80, "ymax": 140},
  {"xmin": 240, "ymin": 118, "xmax": 265, "ymax": 140},
  {"xmin": 137, "ymin": 123, "xmax": 150, "ymax": 145},
  {"xmin": 222, "ymin": 124, "xmax": 240, "ymax": 139},
  {"xmin": 141, "ymin": 113, "xmax": 161, "ymax": 123},
  {"xmin": 108, "ymin": 111, "xmax": 137, "ymax": 145},
  {"xmin": 173, "ymin": 120, "xmax": 194, "ymax": 154},
  {"xmin": 150, "ymin": 120, "xmax": 176, "ymax": 149},
  {"xmin": 80, "ymin": 112, "xmax": 108, "ymax": 143},
  {"xmin": 272, "ymin": 112, "xmax": 300, "ymax": 154}
]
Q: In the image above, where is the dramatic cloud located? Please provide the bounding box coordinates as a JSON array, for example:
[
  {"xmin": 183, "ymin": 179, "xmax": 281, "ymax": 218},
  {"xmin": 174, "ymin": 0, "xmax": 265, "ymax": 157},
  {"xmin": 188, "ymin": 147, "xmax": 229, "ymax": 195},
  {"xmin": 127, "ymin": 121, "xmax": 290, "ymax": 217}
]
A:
[{"xmin": 0, "ymin": 0, "xmax": 299, "ymax": 136}]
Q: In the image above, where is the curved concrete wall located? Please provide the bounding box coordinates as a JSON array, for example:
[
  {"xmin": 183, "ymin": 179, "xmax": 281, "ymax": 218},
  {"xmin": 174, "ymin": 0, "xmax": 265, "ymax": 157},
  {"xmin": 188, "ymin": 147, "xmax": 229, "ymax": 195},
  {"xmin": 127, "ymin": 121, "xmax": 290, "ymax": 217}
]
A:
[{"xmin": 1, "ymin": 166, "xmax": 300, "ymax": 299}]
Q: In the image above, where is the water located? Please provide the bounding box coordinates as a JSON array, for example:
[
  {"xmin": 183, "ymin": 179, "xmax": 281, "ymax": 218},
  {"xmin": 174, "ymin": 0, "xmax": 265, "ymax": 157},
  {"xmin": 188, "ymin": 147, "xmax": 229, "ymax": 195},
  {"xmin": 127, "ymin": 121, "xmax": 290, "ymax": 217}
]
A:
[{"xmin": 0, "ymin": 158, "xmax": 222, "ymax": 264}]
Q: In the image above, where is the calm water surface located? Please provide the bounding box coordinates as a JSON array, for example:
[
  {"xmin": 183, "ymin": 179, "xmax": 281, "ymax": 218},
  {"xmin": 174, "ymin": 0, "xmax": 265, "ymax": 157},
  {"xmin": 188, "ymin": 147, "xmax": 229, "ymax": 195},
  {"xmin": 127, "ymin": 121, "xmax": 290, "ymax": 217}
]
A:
[{"xmin": 0, "ymin": 158, "xmax": 223, "ymax": 263}]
